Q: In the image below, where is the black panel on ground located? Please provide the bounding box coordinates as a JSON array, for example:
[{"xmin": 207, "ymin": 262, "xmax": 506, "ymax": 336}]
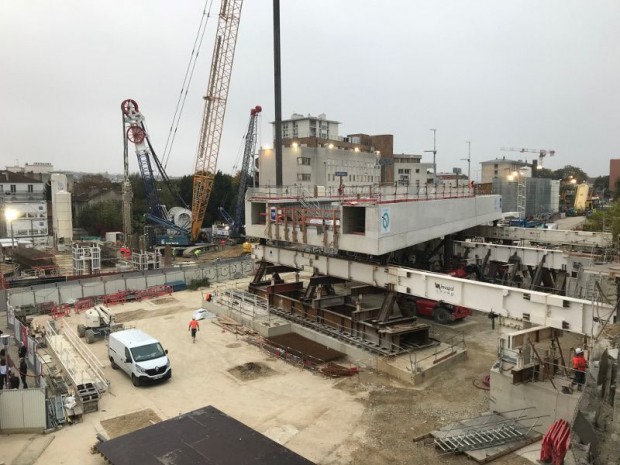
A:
[{"xmin": 97, "ymin": 405, "xmax": 316, "ymax": 465}]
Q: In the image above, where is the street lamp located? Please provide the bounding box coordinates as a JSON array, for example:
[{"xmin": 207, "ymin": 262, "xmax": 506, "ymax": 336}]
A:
[
  {"xmin": 461, "ymin": 141, "xmax": 471, "ymax": 182},
  {"xmin": 424, "ymin": 129, "xmax": 437, "ymax": 186},
  {"xmin": 5, "ymin": 208, "xmax": 17, "ymax": 250}
]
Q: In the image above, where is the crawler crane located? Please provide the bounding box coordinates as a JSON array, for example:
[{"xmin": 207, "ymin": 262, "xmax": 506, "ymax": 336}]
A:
[{"xmin": 190, "ymin": 0, "xmax": 244, "ymax": 241}]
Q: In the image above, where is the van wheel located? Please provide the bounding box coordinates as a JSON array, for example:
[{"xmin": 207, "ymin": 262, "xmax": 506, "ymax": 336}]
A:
[
  {"xmin": 131, "ymin": 374, "xmax": 141, "ymax": 387},
  {"xmin": 110, "ymin": 357, "xmax": 118, "ymax": 370},
  {"xmin": 433, "ymin": 307, "xmax": 451, "ymax": 324},
  {"xmin": 77, "ymin": 324, "xmax": 86, "ymax": 337}
]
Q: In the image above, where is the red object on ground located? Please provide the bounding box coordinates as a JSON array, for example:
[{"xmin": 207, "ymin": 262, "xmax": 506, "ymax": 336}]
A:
[
  {"xmin": 74, "ymin": 297, "xmax": 94, "ymax": 313},
  {"xmin": 50, "ymin": 304, "xmax": 71, "ymax": 319},
  {"xmin": 540, "ymin": 419, "xmax": 571, "ymax": 465}
]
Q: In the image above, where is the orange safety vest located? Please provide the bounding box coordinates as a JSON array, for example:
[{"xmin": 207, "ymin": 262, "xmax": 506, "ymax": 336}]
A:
[
  {"xmin": 189, "ymin": 320, "xmax": 200, "ymax": 330},
  {"xmin": 573, "ymin": 355, "xmax": 586, "ymax": 371}
]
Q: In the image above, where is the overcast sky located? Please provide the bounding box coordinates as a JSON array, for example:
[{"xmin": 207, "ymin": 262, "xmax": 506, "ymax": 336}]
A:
[{"xmin": 1, "ymin": 1, "xmax": 618, "ymax": 180}]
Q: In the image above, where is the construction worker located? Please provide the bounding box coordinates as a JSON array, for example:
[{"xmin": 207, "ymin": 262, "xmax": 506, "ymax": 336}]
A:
[
  {"xmin": 19, "ymin": 357, "xmax": 28, "ymax": 389},
  {"xmin": 188, "ymin": 317, "xmax": 200, "ymax": 343},
  {"xmin": 572, "ymin": 347, "xmax": 588, "ymax": 391}
]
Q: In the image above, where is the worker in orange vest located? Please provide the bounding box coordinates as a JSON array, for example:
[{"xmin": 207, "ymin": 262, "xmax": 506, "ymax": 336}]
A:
[
  {"xmin": 572, "ymin": 348, "xmax": 587, "ymax": 391},
  {"xmin": 188, "ymin": 318, "xmax": 200, "ymax": 343}
]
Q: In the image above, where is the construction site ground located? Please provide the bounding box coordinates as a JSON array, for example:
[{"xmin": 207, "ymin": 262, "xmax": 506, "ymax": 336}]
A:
[{"xmin": 2, "ymin": 275, "xmax": 542, "ymax": 465}]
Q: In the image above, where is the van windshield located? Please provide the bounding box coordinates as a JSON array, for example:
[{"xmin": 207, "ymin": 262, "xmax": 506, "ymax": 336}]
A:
[{"xmin": 130, "ymin": 343, "xmax": 166, "ymax": 362}]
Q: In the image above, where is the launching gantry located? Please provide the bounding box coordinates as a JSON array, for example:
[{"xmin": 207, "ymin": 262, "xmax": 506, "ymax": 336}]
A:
[{"xmin": 253, "ymin": 244, "xmax": 614, "ymax": 337}]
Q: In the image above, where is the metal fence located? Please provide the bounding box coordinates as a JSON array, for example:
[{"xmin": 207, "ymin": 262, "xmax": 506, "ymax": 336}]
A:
[{"xmin": 2, "ymin": 255, "xmax": 254, "ymax": 311}]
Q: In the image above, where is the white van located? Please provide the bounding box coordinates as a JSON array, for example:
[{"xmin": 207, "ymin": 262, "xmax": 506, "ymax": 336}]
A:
[{"xmin": 108, "ymin": 329, "xmax": 171, "ymax": 386}]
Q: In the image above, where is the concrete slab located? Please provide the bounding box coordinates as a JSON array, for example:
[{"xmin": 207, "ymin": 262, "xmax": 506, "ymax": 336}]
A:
[{"xmin": 11, "ymin": 434, "xmax": 55, "ymax": 465}]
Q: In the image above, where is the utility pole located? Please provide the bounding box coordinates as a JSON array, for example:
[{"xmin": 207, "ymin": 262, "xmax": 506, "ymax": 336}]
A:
[
  {"xmin": 273, "ymin": 0, "xmax": 283, "ymax": 186},
  {"xmin": 461, "ymin": 141, "xmax": 471, "ymax": 182},
  {"xmin": 424, "ymin": 129, "xmax": 437, "ymax": 186}
]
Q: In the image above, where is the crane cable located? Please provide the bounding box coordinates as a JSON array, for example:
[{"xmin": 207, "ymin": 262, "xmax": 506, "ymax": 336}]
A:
[{"xmin": 162, "ymin": 0, "xmax": 215, "ymax": 170}]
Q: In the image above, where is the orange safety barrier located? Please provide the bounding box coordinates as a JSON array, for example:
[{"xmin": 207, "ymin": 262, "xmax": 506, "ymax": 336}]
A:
[
  {"xmin": 74, "ymin": 298, "xmax": 94, "ymax": 314},
  {"xmin": 50, "ymin": 304, "xmax": 71, "ymax": 319},
  {"xmin": 540, "ymin": 419, "xmax": 571, "ymax": 465},
  {"xmin": 104, "ymin": 290, "xmax": 130, "ymax": 306}
]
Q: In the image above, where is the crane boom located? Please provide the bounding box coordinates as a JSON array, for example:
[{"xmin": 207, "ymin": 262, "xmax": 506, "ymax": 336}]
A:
[
  {"xmin": 232, "ymin": 105, "xmax": 261, "ymax": 237},
  {"xmin": 191, "ymin": 0, "xmax": 243, "ymax": 241},
  {"xmin": 500, "ymin": 147, "xmax": 556, "ymax": 168}
]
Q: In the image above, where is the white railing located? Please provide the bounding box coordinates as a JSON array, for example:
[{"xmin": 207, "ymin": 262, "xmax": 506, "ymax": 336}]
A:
[
  {"xmin": 247, "ymin": 182, "xmax": 475, "ymax": 204},
  {"xmin": 62, "ymin": 324, "xmax": 108, "ymax": 392},
  {"xmin": 45, "ymin": 321, "xmax": 108, "ymax": 393}
]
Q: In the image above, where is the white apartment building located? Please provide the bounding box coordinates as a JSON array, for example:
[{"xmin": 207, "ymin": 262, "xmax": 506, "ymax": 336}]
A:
[
  {"xmin": 0, "ymin": 171, "xmax": 48, "ymax": 245},
  {"xmin": 393, "ymin": 154, "xmax": 434, "ymax": 186},
  {"xmin": 260, "ymin": 145, "xmax": 381, "ymax": 191},
  {"xmin": 260, "ymin": 113, "xmax": 389, "ymax": 190},
  {"xmin": 281, "ymin": 113, "xmax": 340, "ymax": 140}
]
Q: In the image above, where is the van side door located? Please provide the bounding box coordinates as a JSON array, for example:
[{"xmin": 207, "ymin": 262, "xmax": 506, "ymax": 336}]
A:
[{"xmin": 122, "ymin": 347, "xmax": 133, "ymax": 376}]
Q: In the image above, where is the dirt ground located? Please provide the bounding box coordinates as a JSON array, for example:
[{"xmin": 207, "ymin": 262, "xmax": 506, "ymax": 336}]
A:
[
  {"xmin": 100, "ymin": 409, "xmax": 162, "ymax": 439},
  {"xmin": 3, "ymin": 281, "xmax": 544, "ymax": 465}
]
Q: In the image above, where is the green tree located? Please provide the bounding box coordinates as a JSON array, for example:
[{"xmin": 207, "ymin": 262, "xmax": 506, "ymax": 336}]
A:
[
  {"xmin": 585, "ymin": 200, "xmax": 620, "ymax": 240},
  {"xmin": 553, "ymin": 165, "xmax": 588, "ymax": 183},
  {"xmin": 535, "ymin": 168, "xmax": 555, "ymax": 179},
  {"xmin": 592, "ymin": 175, "xmax": 610, "ymax": 198},
  {"xmin": 78, "ymin": 200, "xmax": 123, "ymax": 236}
]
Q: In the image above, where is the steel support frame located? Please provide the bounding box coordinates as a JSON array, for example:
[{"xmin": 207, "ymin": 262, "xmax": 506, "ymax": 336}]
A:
[{"xmin": 253, "ymin": 244, "xmax": 615, "ymax": 336}]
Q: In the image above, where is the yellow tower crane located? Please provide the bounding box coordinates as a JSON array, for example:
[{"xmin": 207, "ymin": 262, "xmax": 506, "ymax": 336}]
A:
[{"xmin": 191, "ymin": 0, "xmax": 244, "ymax": 242}]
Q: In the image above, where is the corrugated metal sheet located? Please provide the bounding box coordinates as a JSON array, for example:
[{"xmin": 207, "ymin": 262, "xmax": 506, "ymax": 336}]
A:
[{"xmin": 0, "ymin": 388, "xmax": 46, "ymax": 431}]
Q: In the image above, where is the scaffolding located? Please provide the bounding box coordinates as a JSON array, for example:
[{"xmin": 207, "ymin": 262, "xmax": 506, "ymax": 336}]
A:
[
  {"xmin": 72, "ymin": 242, "xmax": 101, "ymax": 276},
  {"xmin": 132, "ymin": 250, "xmax": 160, "ymax": 270}
]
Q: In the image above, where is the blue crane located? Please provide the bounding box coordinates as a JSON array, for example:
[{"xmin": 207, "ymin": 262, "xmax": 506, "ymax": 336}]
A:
[
  {"xmin": 231, "ymin": 105, "xmax": 261, "ymax": 238},
  {"xmin": 121, "ymin": 99, "xmax": 191, "ymax": 246}
]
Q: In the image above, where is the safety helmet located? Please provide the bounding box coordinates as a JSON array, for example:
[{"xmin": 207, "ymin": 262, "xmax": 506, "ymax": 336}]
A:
[{"xmin": 575, "ymin": 347, "xmax": 583, "ymax": 355}]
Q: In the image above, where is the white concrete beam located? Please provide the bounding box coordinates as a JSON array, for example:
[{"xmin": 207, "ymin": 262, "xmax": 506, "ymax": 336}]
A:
[
  {"xmin": 454, "ymin": 241, "xmax": 571, "ymax": 270},
  {"xmin": 254, "ymin": 244, "xmax": 615, "ymax": 336},
  {"xmin": 472, "ymin": 226, "xmax": 612, "ymax": 248}
]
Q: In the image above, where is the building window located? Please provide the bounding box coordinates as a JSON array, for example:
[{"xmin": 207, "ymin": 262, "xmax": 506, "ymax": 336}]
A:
[
  {"xmin": 10, "ymin": 185, "xmax": 16, "ymax": 193},
  {"xmin": 297, "ymin": 173, "xmax": 311, "ymax": 181},
  {"xmin": 28, "ymin": 184, "xmax": 34, "ymax": 193},
  {"xmin": 494, "ymin": 164, "xmax": 498, "ymax": 168},
  {"xmin": 416, "ymin": 169, "xmax": 420, "ymax": 173},
  {"xmin": 297, "ymin": 157, "xmax": 311, "ymax": 166},
  {"xmin": 494, "ymin": 170, "xmax": 498, "ymax": 176}
]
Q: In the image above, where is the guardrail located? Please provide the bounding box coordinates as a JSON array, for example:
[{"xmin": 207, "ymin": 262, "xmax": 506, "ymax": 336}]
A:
[
  {"xmin": 61, "ymin": 323, "xmax": 108, "ymax": 392},
  {"xmin": 247, "ymin": 183, "xmax": 476, "ymax": 204},
  {"xmin": 45, "ymin": 321, "xmax": 108, "ymax": 393}
]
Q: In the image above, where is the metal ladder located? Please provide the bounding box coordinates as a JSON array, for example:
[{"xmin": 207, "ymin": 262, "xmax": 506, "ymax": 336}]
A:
[{"xmin": 434, "ymin": 423, "xmax": 525, "ymax": 452}]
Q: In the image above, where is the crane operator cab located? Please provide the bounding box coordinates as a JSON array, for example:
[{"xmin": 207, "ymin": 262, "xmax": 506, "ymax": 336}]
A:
[{"xmin": 108, "ymin": 329, "xmax": 171, "ymax": 387}]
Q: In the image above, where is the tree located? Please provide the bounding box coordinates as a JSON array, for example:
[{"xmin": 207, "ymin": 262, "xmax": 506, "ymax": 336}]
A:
[
  {"xmin": 78, "ymin": 200, "xmax": 123, "ymax": 236},
  {"xmin": 535, "ymin": 168, "xmax": 555, "ymax": 179},
  {"xmin": 585, "ymin": 200, "xmax": 620, "ymax": 240},
  {"xmin": 553, "ymin": 165, "xmax": 588, "ymax": 183},
  {"xmin": 592, "ymin": 176, "xmax": 610, "ymax": 198}
]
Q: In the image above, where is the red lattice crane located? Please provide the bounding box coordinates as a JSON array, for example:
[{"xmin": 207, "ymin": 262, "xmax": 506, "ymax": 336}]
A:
[{"xmin": 191, "ymin": 0, "xmax": 244, "ymax": 242}]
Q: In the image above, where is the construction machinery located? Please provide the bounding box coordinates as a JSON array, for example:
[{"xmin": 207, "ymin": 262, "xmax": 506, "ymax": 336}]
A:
[
  {"xmin": 190, "ymin": 0, "xmax": 243, "ymax": 242},
  {"xmin": 122, "ymin": 99, "xmax": 192, "ymax": 247},
  {"xmin": 231, "ymin": 105, "xmax": 262, "ymax": 239},
  {"xmin": 211, "ymin": 105, "xmax": 262, "ymax": 242},
  {"xmin": 500, "ymin": 147, "xmax": 556, "ymax": 169},
  {"xmin": 396, "ymin": 295, "xmax": 472, "ymax": 324},
  {"xmin": 77, "ymin": 305, "xmax": 123, "ymax": 344}
]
